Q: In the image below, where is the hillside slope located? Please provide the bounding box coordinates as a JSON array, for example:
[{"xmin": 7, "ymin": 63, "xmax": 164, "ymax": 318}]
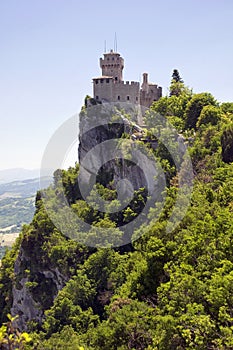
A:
[{"xmin": 0, "ymin": 91, "xmax": 233, "ymax": 349}]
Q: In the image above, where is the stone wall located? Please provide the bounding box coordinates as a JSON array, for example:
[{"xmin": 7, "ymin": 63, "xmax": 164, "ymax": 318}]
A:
[
  {"xmin": 140, "ymin": 84, "xmax": 162, "ymax": 108},
  {"xmin": 112, "ymin": 81, "xmax": 140, "ymax": 103},
  {"xmin": 94, "ymin": 79, "xmax": 140, "ymax": 104}
]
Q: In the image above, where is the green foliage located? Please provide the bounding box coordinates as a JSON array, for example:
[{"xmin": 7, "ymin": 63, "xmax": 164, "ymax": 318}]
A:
[
  {"xmin": 169, "ymin": 69, "xmax": 185, "ymax": 97},
  {"xmin": 34, "ymin": 325, "xmax": 86, "ymax": 349},
  {"xmin": 184, "ymin": 92, "xmax": 217, "ymax": 129},
  {"xmin": 61, "ymin": 163, "xmax": 81, "ymax": 204},
  {"xmin": 150, "ymin": 89, "xmax": 192, "ymax": 121},
  {"xmin": 0, "ymin": 314, "xmax": 32, "ymax": 349},
  {"xmin": 172, "ymin": 69, "xmax": 183, "ymax": 83},
  {"xmin": 196, "ymin": 105, "xmax": 222, "ymax": 128},
  {"xmin": 220, "ymin": 101, "xmax": 233, "ymax": 114},
  {"xmin": 0, "ymin": 233, "xmax": 22, "ymax": 323},
  {"xmin": 221, "ymin": 123, "xmax": 233, "ymax": 163},
  {"xmin": 83, "ymin": 299, "xmax": 155, "ymax": 349}
]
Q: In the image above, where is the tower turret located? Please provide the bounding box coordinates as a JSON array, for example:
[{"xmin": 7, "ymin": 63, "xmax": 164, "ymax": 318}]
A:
[
  {"xmin": 141, "ymin": 73, "xmax": 149, "ymax": 92},
  {"xmin": 100, "ymin": 49, "xmax": 124, "ymax": 82}
]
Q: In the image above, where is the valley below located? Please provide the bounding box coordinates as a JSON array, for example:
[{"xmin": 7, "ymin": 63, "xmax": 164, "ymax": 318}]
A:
[{"xmin": 0, "ymin": 176, "xmax": 52, "ymax": 259}]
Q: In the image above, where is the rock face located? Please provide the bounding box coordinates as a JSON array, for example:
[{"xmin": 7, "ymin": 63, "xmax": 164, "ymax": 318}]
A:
[
  {"xmin": 11, "ymin": 235, "xmax": 68, "ymax": 331},
  {"xmin": 10, "ymin": 100, "xmax": 157, "ymax": 331},
  {"xmin": 78, "ymin": 102, "xmax": 154, "ymax": 196}
]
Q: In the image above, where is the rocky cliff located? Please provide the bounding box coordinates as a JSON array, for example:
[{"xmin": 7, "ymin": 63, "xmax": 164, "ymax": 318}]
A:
[
  {"xmin": 9, "ymin": 217, "xmax": 69, "ymax": 331},
  {"xmin": 78, "ymin": 101, "xmax": 156, "ymax": 197},
  {"xmin": 11, "ymin": 243, "xmax": 67, "ymax": 331},
  {"xmin": 9, "ymin": 191, "xmax": 87, "ymax": 331},
  {"xmin": 9, "ymin": 100, "xmax": 157, "ymax": 331}
]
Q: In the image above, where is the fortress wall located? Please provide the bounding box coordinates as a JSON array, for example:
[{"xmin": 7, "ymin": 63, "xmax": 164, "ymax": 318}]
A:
[
  {"xmin": 93, "ymin": 79, "xmax": 114, "ymax": 102},
  {"xmin": 112, "ymin": 81, "xmax": 140, "ymax": 103},
  {"xmin": 94, "ymin": 80, "xmax": 140, "ymax": 104}
]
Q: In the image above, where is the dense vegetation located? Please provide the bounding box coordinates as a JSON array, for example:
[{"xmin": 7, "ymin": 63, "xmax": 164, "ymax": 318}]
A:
[{"xmin": 0, "ymin": 72, "xmax": 233, "ymax": 349}]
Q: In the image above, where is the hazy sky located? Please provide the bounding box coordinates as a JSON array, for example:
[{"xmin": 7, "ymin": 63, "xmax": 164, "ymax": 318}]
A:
[{"xmin": 0, "ymin": 0, "xmax": 233, "ymax": 170}]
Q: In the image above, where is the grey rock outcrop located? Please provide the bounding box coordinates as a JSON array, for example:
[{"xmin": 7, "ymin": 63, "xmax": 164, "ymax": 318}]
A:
[
  {"xmin": 11, "ymin": 243, "xmax": 67, "ymax": 331},
  {"xmin": 78, "ymin": 103, "xmax": 157, "ymax": 197}
]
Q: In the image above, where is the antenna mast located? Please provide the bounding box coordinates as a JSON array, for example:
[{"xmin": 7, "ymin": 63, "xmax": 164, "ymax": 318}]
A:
[
  {"xmin": 104, "ymin": 40, "xmax": 107, "ymax": 53},
  {"xmin": 114, "ymin": 32, "xmax": 117, "ymax": 52}
]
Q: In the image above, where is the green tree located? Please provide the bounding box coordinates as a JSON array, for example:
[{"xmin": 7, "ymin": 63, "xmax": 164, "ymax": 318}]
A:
[
  {"xmin": 221, "ymin": 123, "xmax": 233, "ymax": 163},
  {"xmin": 83, "ymin": 299, "xmax": 155, "ymax": 350},
  {"xmin": 148, "ymin": 85, "xmax": 192, "ymax": 130},
  {"xmin": 184, "ymin": 92, "xmax": 217, "ymax": 129},
  {"xmin": 170, "ymin": 69, "xmax": 184, "ymax": 97},
  {"xmin": 0, "ymin": 314, "xmax": 32, "ymax": 349},
  {"xmin": 196, "ymin": 105, "xmax": 221, "ymax": 128},
  {"xmin": 172, "ymin": 69, "xmax": 183, "ymax": 83},
  {"xmin": 220, "ymin": 102, "xmax": 233, "ymax": 114}
]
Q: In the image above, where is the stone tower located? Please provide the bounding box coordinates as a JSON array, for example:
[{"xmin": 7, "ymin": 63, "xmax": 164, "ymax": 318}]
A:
[
  {"xmin": 140, "ymin": 72, "xmax": 162, "ymax": 108},
  {"xmin": 100, "ymin": 50, "xmax": 124, "ymax": 82}
]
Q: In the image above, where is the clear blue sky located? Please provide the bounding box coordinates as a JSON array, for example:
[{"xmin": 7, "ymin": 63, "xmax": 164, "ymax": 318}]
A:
[{"xmin": 0, "ymin": 0, "xmax": 233, "ymax": 170}]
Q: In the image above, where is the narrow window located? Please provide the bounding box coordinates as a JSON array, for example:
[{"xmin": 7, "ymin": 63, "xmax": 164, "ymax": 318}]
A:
[
  {"xmin": 115, "ymin": 77, "xmax": 118, "ymax": 81},
  {"xmin": 118, "ymin": 96, "xmax": 120, "ymax": 100},
  {"xmin": 96, "ymin": 96, "xmax": 99, "ymax": 100},
  {"xmin": 127, "ymin": 96, "xmax": 130, "ymax": 101},
  {"xmin": 95, "ymin": 80, "xmax": 98, "ymax": 84},
  {"xmin": 106, "ymin": 79, "xmax": 109, "ymax": 83},
  {"xmin": 136, "ymin": 97, "xmax": 138, "ymax": 101}
]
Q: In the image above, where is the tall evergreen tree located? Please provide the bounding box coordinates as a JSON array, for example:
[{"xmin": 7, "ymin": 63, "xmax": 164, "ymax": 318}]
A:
[
  {"xmin": 171, "ymin": 69, "xmax": 183, "ymax": 83},
  {"xmin": 170, "ymin": 69, "xmax": 184, "ymax": 96}
]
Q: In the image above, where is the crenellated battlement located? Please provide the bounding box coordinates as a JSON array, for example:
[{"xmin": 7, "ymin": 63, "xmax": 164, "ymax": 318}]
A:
[{"xmin": 119, "ymin": 80, "xmax": 140, "ymax": 86}]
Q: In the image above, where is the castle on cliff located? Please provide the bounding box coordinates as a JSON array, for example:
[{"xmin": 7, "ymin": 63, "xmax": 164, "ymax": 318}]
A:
[{"xmin": 93, "ymin": 50, "xmax": 162, "ymax": 108}]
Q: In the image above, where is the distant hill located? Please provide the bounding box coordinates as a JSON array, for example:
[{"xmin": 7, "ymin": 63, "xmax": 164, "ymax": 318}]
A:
[
  {"xmin": 0, "ymin": 176, "xmax": 52, "ymax": 259},
  {"xmin": 0, "ymin": 168, "xmax": 40, "ymax": 184},
  {"xmin": 0, "ymin": 176, "xmax": 52, "ymax": 231}
]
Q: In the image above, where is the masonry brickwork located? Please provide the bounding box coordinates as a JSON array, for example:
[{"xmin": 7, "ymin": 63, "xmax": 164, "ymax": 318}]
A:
[{"xmin": 93, "ymin": 50, "xmax": 162, "ymax": 108}]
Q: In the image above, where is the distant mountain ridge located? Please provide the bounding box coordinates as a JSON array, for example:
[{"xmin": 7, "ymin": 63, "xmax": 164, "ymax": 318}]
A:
[
  {"xmin": 0, "ymin": 168, "xmax": 40, "ymax": 184},
  {"xmin": 0, "ymin": 177, "xmax": 52, "ymax": 199}
]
